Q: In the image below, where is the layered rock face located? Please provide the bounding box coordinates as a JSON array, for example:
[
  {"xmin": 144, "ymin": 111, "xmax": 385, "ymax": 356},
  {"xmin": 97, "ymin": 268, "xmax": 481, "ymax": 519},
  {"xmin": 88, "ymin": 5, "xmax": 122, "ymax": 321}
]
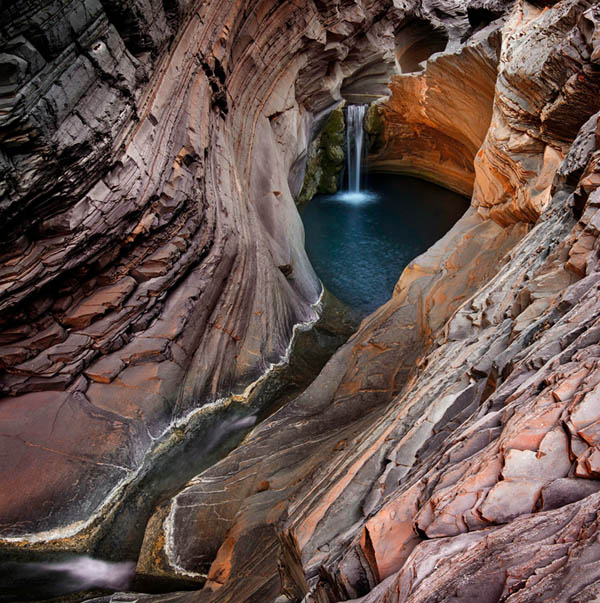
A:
[
  {"xmin": 106, "ymin": 1, "xmax": 600, "ymax": 602},
  {"xmin": 0, "ymin": 0, "xmax": 398, "ymax": 547},
  {"xmin": 474, "ymin": 1, "xmax": 600, "ymax": 225},
  {"xmin": 367, "ymin": 4, "xmax": 509, "ymax": 196},
  {"xmin": 3, "ymin": 1, "xmax": 600, "ymax": 603}
]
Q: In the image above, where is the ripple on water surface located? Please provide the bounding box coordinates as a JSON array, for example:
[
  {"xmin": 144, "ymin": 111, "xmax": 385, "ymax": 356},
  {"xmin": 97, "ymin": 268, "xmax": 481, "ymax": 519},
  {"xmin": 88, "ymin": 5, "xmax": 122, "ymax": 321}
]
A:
[{"xmin": 301, "ymin": 173, "xmax": 470, "ymax": 315}]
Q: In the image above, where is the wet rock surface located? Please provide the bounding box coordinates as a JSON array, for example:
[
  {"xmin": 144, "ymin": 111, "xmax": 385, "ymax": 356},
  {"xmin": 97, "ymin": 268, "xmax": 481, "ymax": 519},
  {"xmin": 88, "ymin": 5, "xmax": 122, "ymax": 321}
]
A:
[
  {"xmin": 2, "ymin": 0, "xmax": 600, "ymax": 602},
  {"xmin": 297, "ymin": 104, "xmax": 346, "ymax": 205}
]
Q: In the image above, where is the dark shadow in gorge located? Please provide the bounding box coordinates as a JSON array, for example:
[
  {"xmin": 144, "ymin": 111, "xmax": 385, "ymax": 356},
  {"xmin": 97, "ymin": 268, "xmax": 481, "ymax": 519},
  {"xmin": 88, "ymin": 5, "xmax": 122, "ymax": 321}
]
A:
[{"xmin": 395, "ymin": 17, "xmax": 449, "ymax": 73}]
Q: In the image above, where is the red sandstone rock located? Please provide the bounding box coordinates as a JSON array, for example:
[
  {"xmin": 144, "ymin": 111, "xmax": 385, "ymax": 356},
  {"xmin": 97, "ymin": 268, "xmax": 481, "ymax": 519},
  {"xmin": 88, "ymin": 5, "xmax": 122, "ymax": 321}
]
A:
[
  {"xmin": 3, "ymin": 2, "xmax": 600, "ymax": 603},
  {"xmin": 124, "ymin": 4, "xmax": 600, "ymax": 601},
  {"xmin": 370, "ymin": 38, "xmax": 499, "ymax": 197},
  {"xmin": 0, "ymin": 0, "xmax": 404, "ymax": 550}
]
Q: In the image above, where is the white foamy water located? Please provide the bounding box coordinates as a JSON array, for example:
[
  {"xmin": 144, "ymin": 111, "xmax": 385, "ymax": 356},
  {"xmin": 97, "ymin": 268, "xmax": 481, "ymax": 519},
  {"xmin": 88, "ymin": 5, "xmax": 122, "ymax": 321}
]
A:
[
  {"xmin": 201, "ymin": 414, "xmax": 257, "ymax": 453},
  {"xmin": 36, "ymin": 556, "xmax": 135, "ymax": 590},
  {"xmin": 335, "ymin": 190, "xmax": 379, "ymax": 204}
]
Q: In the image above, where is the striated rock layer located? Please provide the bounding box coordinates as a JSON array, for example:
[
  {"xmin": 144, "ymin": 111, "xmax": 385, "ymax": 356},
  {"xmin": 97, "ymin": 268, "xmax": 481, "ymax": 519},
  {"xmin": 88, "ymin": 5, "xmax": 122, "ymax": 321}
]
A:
[
  {"xmin": 0, "ymin": 0, "xmax": 399, "ymax": 548},
  {"xmin": 368, "ymin": 6, "xmax": 505, "ymax": 197},
  {"xmin": 473, "ymin": 0, "xmax": 600, "ymax": 225},
  {"xmin": 3, "ymin": 0, "xmax": 600, "ymax": 602},
  {"xmin": 98, "ymin": 1, "xmax": 600, "ymax": 602}
]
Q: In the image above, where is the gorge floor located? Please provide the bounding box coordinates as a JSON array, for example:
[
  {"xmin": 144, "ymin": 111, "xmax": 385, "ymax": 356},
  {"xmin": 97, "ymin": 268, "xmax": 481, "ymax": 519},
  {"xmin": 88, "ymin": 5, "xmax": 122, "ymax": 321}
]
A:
[{"xmin": 0, "ymin": 290, "xmax": 358, "ymax": 602}]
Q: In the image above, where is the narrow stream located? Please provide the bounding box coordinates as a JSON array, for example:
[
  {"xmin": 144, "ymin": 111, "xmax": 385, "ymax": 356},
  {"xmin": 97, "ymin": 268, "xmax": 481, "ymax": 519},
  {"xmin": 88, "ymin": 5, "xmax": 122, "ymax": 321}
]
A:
[{"xmin": 0, "ymin": 292, "xmax": 358, "ymax": 602}]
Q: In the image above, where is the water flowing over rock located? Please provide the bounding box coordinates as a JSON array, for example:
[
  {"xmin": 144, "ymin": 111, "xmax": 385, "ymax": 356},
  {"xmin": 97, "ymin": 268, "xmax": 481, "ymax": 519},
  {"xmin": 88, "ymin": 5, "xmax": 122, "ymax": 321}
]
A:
[
  {"xmin": 346, "ymin": 104, "xmax": 367, "ymax": 193},
  {"xmin": 2, "ymin": 0, "xmax": 600, "ymax": 602}
]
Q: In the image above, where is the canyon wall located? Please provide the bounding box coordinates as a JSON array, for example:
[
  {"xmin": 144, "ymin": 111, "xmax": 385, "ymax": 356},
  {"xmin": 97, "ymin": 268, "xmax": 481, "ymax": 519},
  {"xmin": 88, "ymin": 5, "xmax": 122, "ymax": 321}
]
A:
[
  {"xmin": 113, "ymin": 1, "xmax": 600, "ymax": 602},
  {"xmin": 2, "ymin": 1, "xmax": 600, "ymax": 603},
  {"xmin": 368, "ymin": 8, "xmax": 504, "ymax": 196},
  {"xmin": 0, "ymin": 0, "xmax": 398, "ymax": 549},
  {"xmin": 474, "ymin": 0, "xmax": 600, "ymax": 225}
]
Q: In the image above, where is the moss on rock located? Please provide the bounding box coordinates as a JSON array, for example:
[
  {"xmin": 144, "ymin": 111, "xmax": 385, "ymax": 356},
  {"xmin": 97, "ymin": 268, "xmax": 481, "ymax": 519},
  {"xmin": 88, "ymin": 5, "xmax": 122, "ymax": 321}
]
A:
[
  {"xmin": 317, "ymin": 104, "xmax": 345, "ymax": 194},
  {"xmin": 297, "ymin": 138, "xmax": 322, "ymax": 205},
  {"xmin": 297, "ymin": 104, "xmax": 346, "ymax": 205},
  {"xmin": 365, "ymin": 102, "xmax": 384, "ymax": 153}
]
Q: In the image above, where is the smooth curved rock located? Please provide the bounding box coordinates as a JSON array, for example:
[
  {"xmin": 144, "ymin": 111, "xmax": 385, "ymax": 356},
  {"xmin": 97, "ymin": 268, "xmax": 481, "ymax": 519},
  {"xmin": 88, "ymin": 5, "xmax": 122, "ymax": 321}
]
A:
[
  {"xmin": 0, "ymin": 0, "xmax": 402, "ymax": 548},
  {"xmin": 369, "ymin": 16, "xmax": 501, "ymax": 196},
  {"xmin": 121, "ymin": 2, "xmax": 600, "ymax": 601},
  {"xmin": 3, "ymin": 1, "xmax": 600, "ymax": 603}
]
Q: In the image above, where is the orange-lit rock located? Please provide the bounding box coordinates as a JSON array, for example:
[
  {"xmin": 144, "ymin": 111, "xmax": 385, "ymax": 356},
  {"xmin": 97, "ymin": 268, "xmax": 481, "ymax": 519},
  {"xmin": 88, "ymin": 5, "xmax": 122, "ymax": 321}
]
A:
[
  {"xmin": 369, "ymin": 37, "xmax": 498, "ymax": 197},
  {"xmin": 129, "ymin": 3, "xmax": 600, "ymax": 602},
  {"xmin": 473, "ymin": 2, "xmax": 600, "ymax": 226}
]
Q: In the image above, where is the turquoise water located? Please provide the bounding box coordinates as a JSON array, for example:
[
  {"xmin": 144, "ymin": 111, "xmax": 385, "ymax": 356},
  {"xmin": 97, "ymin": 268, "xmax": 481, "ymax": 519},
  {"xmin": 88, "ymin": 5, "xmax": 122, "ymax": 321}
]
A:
[{"xmin": 301, "ymin": 173, "xmax": 469, "ymax": 315}]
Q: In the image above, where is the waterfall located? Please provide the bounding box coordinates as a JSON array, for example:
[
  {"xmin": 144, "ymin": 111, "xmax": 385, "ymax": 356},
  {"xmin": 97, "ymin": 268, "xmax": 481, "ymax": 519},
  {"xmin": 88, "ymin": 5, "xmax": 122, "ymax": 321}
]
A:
[
  {"xmin": 335, "ymin": 104, "xmax": 375, "ymax": 204},
  {"xmin": 346, "ymin": 104, "xmax": 367, "ymax": 193}
]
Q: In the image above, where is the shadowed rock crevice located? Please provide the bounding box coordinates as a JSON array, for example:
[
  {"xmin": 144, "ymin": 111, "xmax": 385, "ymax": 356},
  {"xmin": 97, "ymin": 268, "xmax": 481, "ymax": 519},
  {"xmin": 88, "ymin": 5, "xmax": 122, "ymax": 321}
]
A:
[
  {"xmin": 97, "ymin": 0, "xmax": 173, "ymax": 57},
  {"xmin": 395, "ymin": 17, "xmax": 449, "ymax": 73},
  {"xmin": 467, "ymin": 7, "xmax": 503, "ymax": 34}
]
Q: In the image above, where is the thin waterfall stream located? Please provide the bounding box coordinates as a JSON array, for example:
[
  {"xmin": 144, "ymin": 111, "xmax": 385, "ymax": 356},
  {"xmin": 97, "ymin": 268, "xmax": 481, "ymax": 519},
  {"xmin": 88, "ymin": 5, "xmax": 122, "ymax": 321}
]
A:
[{"xmin": 346, "ymin": 104, "xmax": 367, "ymax": 194}]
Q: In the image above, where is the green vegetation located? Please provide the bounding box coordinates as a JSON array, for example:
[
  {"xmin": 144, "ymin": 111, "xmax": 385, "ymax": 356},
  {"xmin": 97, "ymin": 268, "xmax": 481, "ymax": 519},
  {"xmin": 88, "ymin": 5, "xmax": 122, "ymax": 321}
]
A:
[
  {"xmin": 297, "ymin": 104, "xmax": 346, "ymax": 205},
  {"xmin": 364, "ymin": 102, "xmax": 384, "ymax": 153}
]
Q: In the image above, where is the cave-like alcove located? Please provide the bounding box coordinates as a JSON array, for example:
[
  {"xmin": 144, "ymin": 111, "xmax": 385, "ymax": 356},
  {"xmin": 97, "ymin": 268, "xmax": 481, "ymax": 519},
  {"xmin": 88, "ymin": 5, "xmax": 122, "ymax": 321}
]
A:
[
  {"xmin": 395, "ymin": 18, "xmax": 449, "ymax": 73},
  {"xmin": 300, "ymin": 103, "xmax": 470, "ymax": 315},
  {"xmin": 467, "ymin": 7, "xmax": 501, "ymax": 30}
]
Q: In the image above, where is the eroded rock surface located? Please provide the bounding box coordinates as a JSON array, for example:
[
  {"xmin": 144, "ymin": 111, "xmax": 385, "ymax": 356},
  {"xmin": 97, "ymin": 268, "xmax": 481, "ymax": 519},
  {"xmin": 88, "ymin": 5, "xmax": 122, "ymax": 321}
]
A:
[
  {"xmin": 3, "ymin": 0, "xmax": 600, "ymax": 602},
  {"xmin": 0, "ymin": 0, "xmax": 400, "ymax": 547},
  {"xmin": 111, "ymin": 2, "xmax": 600, "ymax": 602},
  {"xmin": 474, "ymin": 1, "xmax": 600, "ymax": 225},
  {"xmin": 369, "ymin": 8, "xmax": 504, "ymax": 196}
]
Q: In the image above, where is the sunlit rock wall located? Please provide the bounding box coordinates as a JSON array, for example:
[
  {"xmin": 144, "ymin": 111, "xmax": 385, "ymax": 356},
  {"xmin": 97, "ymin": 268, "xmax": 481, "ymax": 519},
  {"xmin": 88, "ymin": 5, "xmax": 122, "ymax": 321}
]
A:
[
  {"xmin": 367, "ymin": 3, "xmax": 510, "ymax": 196},
  {"xmin": 474, "ymin": 1, "xmax": 600, "ymax": 225}
]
